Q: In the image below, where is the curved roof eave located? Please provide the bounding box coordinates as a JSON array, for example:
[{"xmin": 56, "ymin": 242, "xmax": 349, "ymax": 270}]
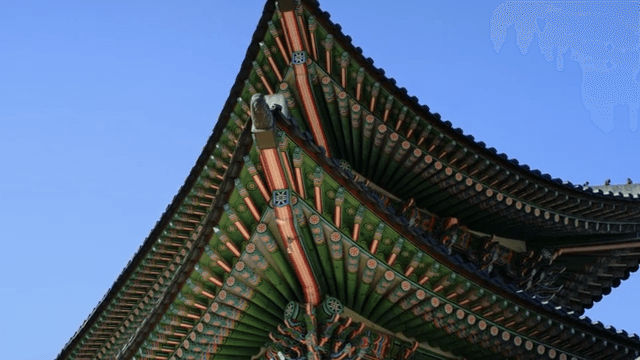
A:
[
  {"xmin": 54, "ymin": 1, "xmax": 278, "ymax": 359},
  {"xmin": 301, "ymin": 0, "xmax": 640, "ymax": 208}
]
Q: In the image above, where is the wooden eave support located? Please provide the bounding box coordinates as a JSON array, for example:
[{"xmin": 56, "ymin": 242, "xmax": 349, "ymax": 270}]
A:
[
  {"xmin": 340, "ymin": 52, "xmax": 349, "ymax": 88},
  {"xmin": 251, "ymin": 93, "xmax": 321, "ymax": 307},
  {"xmin": 278, "ymin": 0, "xmax": 331, "ymax": 157},
  {"xmin": 318, "ymin": 75, "xmax": 347, "ymax": 157},
  {"xmin": 222, "ymin": 204, "xmax": 251, "ymax": 241},
  {"xmin": 294, "ymin": 4, "xmax": 311, "ymax": 53},
  {"xmin": 382, "ymin": 94, "xmax": 393, "ymax": 123},
  {"xmin": 278, "ymin": 133, "xmax": 296, "ymax": 188},
  {"xmin": 234, "ymin": 178, "xmax": 262, "ymax": 222},
  {"xmin": 259, "ymin": 42, "xmax": 283, "ymax": 82},
  {"xmin": 291, "ymin": 147, "xmax": 306, "ymax": 198},
  {"xmin": 324, "ymin": 34, "xmax": 334, "ymax": 75},
  {"xmin": 378, "ymin": 139, "xmax": 411, "ymax": 185},
  {"xmin": 312, "ymin": 166, "xmax": 324, "ymax": 213},
  {"xmin": 351, "ymin": 205, "xmax": 364, "ymax": 241},
  {"xmin": 307, "ymin": 15, "xmax": 318, "ymax": 60},
  {"xmin": 333, "ymin": 187, "xmax": 344, "ymax": 229},
  {"xmin": 252, "ymin": 61, "xmax": 274, "ymax": 95},
  {"xmin": 268, "ymin": 21, "xmax": 290, "ymax": 65},
  {"xmin": 243, "ymin": 155, "xmax": 270, "ymax": 202}
]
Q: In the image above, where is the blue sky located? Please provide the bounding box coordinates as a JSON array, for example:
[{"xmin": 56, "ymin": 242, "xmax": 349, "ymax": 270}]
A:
[{"xmin": 0, "ymin": 1, "xmax": 638, "ymax": 359}]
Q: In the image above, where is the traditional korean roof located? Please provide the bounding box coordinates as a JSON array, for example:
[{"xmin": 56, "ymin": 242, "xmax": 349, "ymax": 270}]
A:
[{"xmin": 56, "ymin": 1, "xmax": 640, "ymax": 360}]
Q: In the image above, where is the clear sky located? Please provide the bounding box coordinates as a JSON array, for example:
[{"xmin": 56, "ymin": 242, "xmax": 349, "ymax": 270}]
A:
[{"xmin": 0, "ymin": 1, "xmax": 638, "ymax": 359}]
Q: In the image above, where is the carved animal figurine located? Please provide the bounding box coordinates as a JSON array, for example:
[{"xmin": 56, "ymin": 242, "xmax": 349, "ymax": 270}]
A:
[{"xmin": 251, "ymin": 93, "xmax": 275, "ymax": 131}]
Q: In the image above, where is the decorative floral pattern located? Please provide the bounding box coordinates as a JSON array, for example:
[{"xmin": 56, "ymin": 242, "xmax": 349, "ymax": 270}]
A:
[
  {"xmin": 362, "ymin": 259, "xmax": 377, "ymax": 284},
  {"xmin": 375, "ymin": 271, "xmax": 395, "ymax": 295},
  {"xmin": 347, "ymin": 246, "xmax": 359, "ymax": 273}
]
